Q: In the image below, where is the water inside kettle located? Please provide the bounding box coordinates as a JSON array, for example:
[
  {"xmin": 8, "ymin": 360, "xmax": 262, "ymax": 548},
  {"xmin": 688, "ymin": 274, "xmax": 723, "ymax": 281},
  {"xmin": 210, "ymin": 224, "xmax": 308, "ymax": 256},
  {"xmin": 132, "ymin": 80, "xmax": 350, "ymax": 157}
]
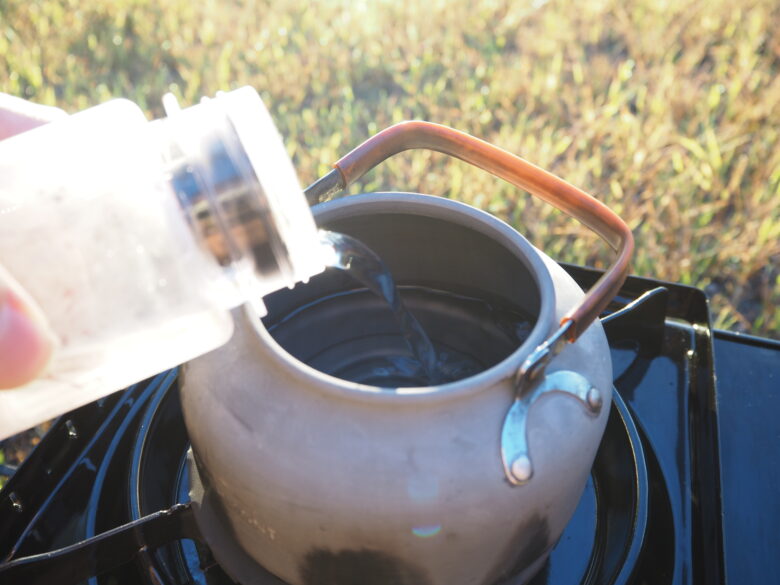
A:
[{"xmin": 266, "ymin": 230, "xmax": 533, "ymax": 388}]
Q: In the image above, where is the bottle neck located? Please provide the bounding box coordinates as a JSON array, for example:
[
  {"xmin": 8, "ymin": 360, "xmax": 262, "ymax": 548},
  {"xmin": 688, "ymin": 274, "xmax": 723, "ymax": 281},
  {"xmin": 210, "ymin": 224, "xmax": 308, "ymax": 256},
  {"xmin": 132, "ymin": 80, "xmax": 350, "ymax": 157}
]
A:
[{"xmin": 153, "ymin": 88, "xmax": 325, "ymax": 306}]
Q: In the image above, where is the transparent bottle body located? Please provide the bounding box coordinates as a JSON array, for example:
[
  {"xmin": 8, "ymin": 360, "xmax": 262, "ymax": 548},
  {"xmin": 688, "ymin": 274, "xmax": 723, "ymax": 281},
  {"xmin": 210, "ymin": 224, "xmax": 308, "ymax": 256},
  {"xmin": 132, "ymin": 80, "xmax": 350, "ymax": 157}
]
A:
[{"xmin": 0, "ymin": 100, "xmax": 247, "ymax": 437}]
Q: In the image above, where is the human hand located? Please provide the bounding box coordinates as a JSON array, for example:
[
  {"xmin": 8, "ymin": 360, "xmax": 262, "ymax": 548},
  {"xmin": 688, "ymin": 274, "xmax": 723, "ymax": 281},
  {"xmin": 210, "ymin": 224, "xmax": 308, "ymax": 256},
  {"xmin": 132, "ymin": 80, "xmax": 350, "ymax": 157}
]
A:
[{"xmin": 0, "ymin": 93, "xmax": 65, "ymax": 388}]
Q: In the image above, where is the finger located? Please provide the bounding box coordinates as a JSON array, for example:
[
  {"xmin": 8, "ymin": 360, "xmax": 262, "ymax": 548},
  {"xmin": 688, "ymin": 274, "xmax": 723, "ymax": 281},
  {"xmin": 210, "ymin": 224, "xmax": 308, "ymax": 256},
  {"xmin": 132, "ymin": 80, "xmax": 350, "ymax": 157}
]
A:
[
  {"xmin": 0, "ymin": 93, "xmax": 67, "ymax": 139},
  {"xmin": 0, "ymin": 288, "xmax": 55, "ymax": 388}
]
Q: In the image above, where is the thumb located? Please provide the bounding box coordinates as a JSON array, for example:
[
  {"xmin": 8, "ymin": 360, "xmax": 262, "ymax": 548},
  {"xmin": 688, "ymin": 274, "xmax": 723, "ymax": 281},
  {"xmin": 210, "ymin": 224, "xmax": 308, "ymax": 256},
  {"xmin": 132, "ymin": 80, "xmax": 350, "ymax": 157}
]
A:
[{"xmin": 0, "ymin": 279, "xmax": 55, "ymax": 389}]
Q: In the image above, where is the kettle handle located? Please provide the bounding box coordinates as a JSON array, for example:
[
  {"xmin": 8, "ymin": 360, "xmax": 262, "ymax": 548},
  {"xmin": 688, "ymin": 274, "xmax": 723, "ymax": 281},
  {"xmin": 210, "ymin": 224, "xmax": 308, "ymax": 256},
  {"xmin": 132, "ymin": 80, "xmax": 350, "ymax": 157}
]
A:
[
  {"xmin": 305, "ymin": 121, "xmax": 634, "ymax": 343},
  {"xmin": 305, "ymin": 121, "xmax": 634, "ymax": 486}
]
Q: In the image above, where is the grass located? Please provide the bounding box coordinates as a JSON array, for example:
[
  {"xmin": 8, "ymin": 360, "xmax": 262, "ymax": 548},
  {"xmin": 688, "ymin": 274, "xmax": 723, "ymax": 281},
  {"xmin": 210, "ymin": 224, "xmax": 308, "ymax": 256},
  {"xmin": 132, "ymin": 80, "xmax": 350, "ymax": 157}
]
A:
[{"xmin": 1, "ymin": 0, "xmax": 778, "ymax": 339}]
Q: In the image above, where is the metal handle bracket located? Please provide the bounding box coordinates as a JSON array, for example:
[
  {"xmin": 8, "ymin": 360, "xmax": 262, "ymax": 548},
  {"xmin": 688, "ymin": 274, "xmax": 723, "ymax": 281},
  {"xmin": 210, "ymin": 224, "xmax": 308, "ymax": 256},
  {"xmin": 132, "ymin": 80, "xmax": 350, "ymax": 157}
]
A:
[{"xmin": 501, "ymin": 370, "xmax": 603, "ymax": 486}]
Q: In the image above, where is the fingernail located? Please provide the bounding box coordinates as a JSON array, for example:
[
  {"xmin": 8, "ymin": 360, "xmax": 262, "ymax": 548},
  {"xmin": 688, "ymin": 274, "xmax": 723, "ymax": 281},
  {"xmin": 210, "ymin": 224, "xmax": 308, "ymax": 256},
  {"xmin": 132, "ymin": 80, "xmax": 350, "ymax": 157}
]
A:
[{"xmin": 0, "ymin": 288, "xmax": 55, "ymax": 340}]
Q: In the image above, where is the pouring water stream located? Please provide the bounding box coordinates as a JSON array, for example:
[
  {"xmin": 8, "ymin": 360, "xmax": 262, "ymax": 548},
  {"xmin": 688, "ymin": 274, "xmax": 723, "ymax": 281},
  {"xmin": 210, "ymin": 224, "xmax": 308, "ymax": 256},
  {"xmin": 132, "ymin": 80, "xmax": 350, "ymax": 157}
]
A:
[{"xmin": 318, "ymin": 230, "xmax": 442, "ymax": 385}]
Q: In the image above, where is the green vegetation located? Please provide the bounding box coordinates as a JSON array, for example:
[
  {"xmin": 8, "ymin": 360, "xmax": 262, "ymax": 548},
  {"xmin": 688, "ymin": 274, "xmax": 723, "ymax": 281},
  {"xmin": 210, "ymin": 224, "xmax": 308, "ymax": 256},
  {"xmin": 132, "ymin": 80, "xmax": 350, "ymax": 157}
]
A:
[{"xmin": 2, "ymin": 0, "xmax": 779, "ymax": 337}]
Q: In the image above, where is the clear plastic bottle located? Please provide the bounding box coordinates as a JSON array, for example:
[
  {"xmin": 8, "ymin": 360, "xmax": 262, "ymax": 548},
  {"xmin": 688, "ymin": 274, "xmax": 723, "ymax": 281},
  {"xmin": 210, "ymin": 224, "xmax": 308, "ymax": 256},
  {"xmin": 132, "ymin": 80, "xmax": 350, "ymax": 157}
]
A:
[{"xmin": 0, "ymin": 87, "xmax": 325, "ymax": 439}]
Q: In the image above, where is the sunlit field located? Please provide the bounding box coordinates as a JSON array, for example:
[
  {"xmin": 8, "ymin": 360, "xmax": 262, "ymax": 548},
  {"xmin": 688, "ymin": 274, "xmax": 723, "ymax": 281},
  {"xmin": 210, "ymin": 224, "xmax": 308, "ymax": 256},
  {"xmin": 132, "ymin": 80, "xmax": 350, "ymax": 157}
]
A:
[{"xmin": 2, "ymin": 0, "xmax": 779, "ymax": 339}]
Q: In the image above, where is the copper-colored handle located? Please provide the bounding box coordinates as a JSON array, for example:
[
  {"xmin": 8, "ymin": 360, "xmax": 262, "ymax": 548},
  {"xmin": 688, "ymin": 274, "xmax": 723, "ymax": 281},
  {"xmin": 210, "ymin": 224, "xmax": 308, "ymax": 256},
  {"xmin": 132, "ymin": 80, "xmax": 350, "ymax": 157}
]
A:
[{"xmin": 332, "ymin": 121, "xmax": 634, "ymax": 341}]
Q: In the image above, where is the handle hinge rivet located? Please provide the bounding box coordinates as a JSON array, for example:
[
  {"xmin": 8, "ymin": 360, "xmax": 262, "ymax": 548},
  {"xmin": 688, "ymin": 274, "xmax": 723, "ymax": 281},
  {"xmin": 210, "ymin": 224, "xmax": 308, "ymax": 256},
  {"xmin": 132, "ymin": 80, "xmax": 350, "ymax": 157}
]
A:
[
  {"xmin": 511, "ymin": 456, "xmax": 533, "ymax": 484},
  {"xmin": 586, "ymin": 387, "xmax": 603, "ymax": 412}
]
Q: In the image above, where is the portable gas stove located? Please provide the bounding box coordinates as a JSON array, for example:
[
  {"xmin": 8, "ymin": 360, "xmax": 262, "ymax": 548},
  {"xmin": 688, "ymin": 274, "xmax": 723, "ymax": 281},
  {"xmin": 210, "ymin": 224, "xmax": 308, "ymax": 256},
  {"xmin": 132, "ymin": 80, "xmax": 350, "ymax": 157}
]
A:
[{"xmin": 0, "ymin": 266, "xmax": 778, "ymax": 585}]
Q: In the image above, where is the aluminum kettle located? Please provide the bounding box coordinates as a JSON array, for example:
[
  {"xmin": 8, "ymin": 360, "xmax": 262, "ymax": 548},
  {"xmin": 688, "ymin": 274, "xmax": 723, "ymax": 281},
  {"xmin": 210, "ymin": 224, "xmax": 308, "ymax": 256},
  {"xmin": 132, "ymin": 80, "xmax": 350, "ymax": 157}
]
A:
[{"xmin": 180, "ymin": 122, "xmax": 634, "ymax": 585}]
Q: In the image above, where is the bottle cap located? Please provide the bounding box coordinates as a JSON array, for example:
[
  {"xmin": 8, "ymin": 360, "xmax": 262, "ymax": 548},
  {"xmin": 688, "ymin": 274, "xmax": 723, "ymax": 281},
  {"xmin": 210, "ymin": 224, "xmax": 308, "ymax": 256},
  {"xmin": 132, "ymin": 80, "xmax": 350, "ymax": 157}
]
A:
[{"xmin": 161, "ymin": 87, "xmax": 325, "ymax": 308}]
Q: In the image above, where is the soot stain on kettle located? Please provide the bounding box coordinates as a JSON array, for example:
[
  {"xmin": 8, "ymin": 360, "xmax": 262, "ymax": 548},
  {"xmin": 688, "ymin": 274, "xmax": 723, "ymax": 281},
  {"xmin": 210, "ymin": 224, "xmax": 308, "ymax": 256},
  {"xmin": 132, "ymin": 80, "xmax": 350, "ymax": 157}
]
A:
[
  {"xmin": 300, "ymin": 548, "xmax": 433, "ymax": 585},
  {"xmin": 495, "ymin": 513, "xmax": 551, "ymax": 584}
]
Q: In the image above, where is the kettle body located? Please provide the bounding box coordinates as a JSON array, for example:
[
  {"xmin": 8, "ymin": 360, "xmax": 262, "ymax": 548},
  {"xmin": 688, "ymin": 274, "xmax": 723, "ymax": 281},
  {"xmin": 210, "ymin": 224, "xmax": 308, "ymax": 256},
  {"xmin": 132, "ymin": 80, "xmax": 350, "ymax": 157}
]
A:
[{"xmin": 181, "ymin": 193, "xmax": 613, "ymax": 585}]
